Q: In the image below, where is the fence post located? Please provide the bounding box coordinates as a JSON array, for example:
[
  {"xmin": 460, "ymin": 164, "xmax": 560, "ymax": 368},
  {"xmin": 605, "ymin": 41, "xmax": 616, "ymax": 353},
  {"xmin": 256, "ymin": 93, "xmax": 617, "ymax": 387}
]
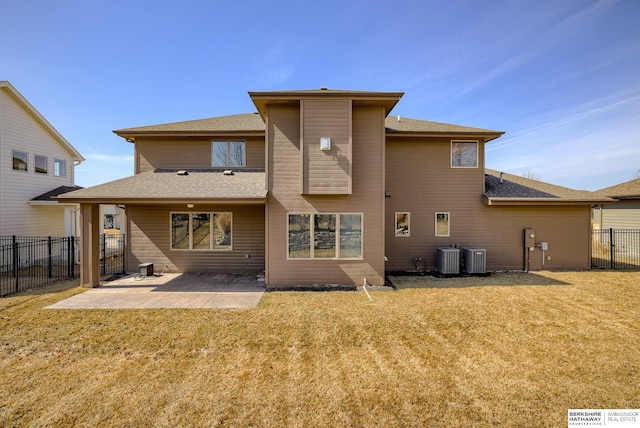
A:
[
  {"xmin": 48, "ymin": 236, "xmax": 53, "ymax": 279},
  {"xmin": 70, "ymin": 236, "xmax": 75, "ymax": 278},
  {"xmin": 13, "ymin": 235, "xmax": 18, "ymax": 293},
  {"xmin": 609, "ymin": 228, "xmax": 614, "ymax": 270},
  {"xmin": 120, "ymin": 233, "xmax": 126, "ymax": 274},
  {"xmin": 101, "ymin": 233, "xmax": 106, "ymax": 276}
]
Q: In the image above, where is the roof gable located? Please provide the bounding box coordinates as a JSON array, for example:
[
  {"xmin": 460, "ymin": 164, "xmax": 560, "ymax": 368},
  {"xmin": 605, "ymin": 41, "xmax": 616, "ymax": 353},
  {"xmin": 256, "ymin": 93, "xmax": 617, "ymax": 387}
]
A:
[
  {"xmin": 595, "ymin": 178, "xmax": 640, "ymax": 199},
  {"xmin": 0, "ymin": 81, "xmax": 84, "ymax": 162}
]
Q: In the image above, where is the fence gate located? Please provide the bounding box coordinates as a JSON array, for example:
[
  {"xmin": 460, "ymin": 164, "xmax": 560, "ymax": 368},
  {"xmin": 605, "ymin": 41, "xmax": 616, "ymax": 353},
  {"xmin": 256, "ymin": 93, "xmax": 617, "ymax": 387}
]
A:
[{"xmin": 592, "ymin": 229, "xmax": 640, "ymax": 270}]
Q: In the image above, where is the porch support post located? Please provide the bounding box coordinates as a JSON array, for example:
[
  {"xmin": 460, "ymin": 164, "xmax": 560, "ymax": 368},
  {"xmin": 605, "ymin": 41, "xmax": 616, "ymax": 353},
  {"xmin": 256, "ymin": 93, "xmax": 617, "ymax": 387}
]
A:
[{"xmin": 80, "ymin": 203, "xmax": 101, "ymax": 288}]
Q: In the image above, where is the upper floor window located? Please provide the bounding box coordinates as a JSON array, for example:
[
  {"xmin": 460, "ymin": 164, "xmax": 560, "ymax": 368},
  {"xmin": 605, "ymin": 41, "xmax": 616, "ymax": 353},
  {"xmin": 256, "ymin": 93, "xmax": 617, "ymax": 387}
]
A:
[
  {"xmin": 12, "ymin": 151, "xmax": 28, "ymax": 171},
  {"xmin": 54, "ymin": 159, "xmax": 66, "ymax": 177},
  {"xmin": 212, "ymin": 140, "xmax": 245, "ymax": 167},
  {"xmin": 35, "ymin": 155, "xmax": 48, "ymax": 174},
  {"xmin": 451, "ymin": 141, "xmax": 478, "ymax": 168}
]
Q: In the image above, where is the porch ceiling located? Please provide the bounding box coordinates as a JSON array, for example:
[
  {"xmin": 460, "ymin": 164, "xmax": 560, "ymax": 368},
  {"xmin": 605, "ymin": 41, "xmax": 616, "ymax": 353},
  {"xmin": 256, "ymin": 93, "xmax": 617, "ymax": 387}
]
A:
[{"xmin": 55, "ymin": 169, "xmax": 267, "ymax": 204}]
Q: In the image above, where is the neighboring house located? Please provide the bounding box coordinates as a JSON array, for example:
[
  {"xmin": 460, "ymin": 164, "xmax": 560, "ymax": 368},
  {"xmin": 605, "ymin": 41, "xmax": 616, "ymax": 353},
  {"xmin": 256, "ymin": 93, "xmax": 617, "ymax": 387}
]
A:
[
  {"xmin": 58, "ymin": 89, "xmax": 611, "ymax": 288},
  {"xmin": 593, "ymin": 178, "xmax": 640, "ymax": 229},
  {"xmin": 0, "ymin": 81, "xmax": 85, "ymax": 237}
]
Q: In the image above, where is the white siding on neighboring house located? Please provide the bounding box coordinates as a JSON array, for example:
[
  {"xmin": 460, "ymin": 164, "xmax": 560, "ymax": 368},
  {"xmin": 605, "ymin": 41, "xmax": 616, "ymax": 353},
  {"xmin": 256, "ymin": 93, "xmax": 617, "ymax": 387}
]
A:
[{"xmin": 0, "ymin": 83, "xmax": 83, "ymax": 236}]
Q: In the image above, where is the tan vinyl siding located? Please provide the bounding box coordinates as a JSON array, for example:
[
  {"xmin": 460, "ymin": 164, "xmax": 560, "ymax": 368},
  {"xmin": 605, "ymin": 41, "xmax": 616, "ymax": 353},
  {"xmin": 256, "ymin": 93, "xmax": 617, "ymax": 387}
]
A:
[
  {"xmin": 597, "ymin": 201, "xmax": 640, "ymax": 229},
  {"xmin": 385, "ymin": 138, "xmax": 591, "ymax": 271},
  {"xmin": 266, "ymin": 104, "xmax": 385, "ymax": 286},
  {"xmin": 135, "ymin": 137, "xmax": 264, "ymax": 173},
  {"xmin": 0, "ymin": 88, "xmax": 76, "ymax": 236},
  {"xmin": 301, "ymin": 99, "xmax": 351, "ymax": 194},
  {"xmin": 126, "ymin": 204, "xmax": 264, "ymax": 274}
]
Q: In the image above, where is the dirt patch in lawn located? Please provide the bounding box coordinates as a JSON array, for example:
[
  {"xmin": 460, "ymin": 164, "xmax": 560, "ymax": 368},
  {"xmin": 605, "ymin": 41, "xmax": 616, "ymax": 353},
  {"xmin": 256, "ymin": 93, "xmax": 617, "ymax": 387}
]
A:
[{"xmin": 0, "ymin": 271, "xmax": 638, "ymax": 426}]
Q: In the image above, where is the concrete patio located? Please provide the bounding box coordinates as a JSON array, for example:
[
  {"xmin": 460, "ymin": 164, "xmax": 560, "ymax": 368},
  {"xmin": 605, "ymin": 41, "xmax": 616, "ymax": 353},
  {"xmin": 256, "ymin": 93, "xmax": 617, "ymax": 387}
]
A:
[{"xmin": 46, "ymin": 273, "xmax": 265, "ymax": 309}]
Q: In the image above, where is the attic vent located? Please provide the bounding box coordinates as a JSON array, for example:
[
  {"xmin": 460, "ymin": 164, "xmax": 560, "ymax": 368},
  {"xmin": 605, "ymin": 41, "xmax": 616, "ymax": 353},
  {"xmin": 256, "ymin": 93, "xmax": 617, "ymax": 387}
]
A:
[
  {"xmin": 176, "ymin": 170, "xmax": 188, "ymax": 176},
  {"xmin": 320, "ymin": 87, "xmax": 328, "ymax": 90},
  {"xmin": 223, "ymin": 170, "xmax": 234, "ymax": 176}
]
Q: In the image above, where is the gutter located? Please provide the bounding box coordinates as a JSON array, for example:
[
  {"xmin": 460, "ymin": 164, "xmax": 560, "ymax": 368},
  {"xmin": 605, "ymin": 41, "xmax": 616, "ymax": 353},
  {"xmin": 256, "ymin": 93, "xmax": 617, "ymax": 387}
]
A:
[{"xmin": 483, "ymin": 195, "xmax": 616, "ymax": 206}]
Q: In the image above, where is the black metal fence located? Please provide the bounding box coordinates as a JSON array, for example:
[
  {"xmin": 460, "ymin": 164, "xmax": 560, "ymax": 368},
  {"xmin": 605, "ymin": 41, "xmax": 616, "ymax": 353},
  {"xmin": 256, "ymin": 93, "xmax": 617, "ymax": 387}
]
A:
[
  {"xmin": 0, "ymin": 234, "xmax": 126, "ymax": 297},
  {"xmin": 592, "ymin": 229, "xmax": 640, "ymax": 271}
]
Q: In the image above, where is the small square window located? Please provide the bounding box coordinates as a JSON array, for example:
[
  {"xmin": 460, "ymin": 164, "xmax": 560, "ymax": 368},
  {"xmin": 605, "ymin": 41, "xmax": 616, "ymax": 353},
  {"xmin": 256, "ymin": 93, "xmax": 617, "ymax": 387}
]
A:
[
  {"xmin": 451, "ymin": 141, "xmax": 478, "ymax": 168},
  {"xmin": 54, "ymin": 159, "xmax": 66, "ymax": 177},
  {"xmin": 12, "ymin": 151, "xmax": 28, "ymax": 171},
  {"xmin": 435, "ymin": 212, "xmax": 450, "ymax": 237},
  {"xmin": 395, "ymin": 212, "xmax": 410, "ymax": 237},
  {"xmin": 35, "ymin": 155, "xmax": 48, "ymax": 174}
]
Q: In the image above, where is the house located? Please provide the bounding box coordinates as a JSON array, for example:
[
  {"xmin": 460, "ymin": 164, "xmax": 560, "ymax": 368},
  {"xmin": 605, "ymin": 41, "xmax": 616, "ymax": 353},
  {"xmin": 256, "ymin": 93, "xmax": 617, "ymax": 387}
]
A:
[
  {"xmin": 57, "ymin": 88, "xmax": 611, "ymax": 288},
  {"xmin": 0, "ymin": 81, "xmax": 85, "ymax": 237},
  {"xmin": 593, "ymin": 178, "xmax": 640, "ymax": 230}
]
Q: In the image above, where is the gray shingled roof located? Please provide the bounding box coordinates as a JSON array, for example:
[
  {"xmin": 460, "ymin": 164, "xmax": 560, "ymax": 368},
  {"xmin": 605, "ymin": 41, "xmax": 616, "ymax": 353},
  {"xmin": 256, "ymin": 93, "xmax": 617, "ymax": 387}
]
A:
[
  {"xmin": 115, "ymin": 112, "xmax": 502, "ymax": 138},
  {"xmin": 594, "ymin": 178, "xmax": 640, "ymax": 199},
  {"xmin": 385, "ymin": 116, "xmax": 502, "ymax": 136},
  {"xmin": 484, "ymin": 169, "xmax": 612, "ymax": 205},
  {"xmin": 114, "ymin": 113, "xmax": 265, "ymax": 136},
  {"xmin": 31, "ymin": 185, "xmax": 84, "ymax": 202},
  {"xmin": 56, "ymin": 169, "xmax": 267, "ymax": 203}
]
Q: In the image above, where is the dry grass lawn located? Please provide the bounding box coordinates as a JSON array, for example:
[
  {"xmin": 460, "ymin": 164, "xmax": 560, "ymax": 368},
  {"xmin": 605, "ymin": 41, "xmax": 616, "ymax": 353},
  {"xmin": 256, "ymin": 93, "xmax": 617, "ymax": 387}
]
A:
[{"xmin": 1, "ymin": 271, "xmax": 639, "ymax": 427}]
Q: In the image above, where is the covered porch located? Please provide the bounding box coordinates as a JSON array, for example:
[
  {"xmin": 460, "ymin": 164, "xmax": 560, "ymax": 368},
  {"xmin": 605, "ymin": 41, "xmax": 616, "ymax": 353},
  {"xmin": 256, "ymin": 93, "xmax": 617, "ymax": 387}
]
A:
[{"xmin": 56, "ymin": 169, "xmax": 267, "ymax": 288}]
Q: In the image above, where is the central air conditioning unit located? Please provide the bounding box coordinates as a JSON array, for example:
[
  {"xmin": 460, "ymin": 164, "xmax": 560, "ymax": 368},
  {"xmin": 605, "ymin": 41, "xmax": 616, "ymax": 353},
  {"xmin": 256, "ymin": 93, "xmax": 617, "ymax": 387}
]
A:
[
  {"xmin": 437, "ymin": 247, "xmax": 460, "ymax": 274},
  {"xmin": 463, "ymin": 248, "xmax": 487, "ymax": 274}
]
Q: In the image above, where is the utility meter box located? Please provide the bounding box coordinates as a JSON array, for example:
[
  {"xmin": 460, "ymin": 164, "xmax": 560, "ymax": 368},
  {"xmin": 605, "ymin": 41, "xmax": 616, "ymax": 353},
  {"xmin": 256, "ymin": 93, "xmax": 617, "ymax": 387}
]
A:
[
  {"xmin": 540, "ymin": 241, "xmax": 549, "ymax": 251},
  {"xmin": 524, "ymin": 228, "xmax": 536, "ymax": 249}
]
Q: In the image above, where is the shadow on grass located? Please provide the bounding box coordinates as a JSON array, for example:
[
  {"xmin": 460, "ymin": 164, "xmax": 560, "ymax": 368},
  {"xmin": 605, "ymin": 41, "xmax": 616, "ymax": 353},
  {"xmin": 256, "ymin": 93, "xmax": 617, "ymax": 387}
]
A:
[
  {"xmin": 389, "ymin": 271, "xmax": 571, "ymax": 289},
  {"xmin": 0, "ymin": 279, "xmax": 82, "ymax": 312}
]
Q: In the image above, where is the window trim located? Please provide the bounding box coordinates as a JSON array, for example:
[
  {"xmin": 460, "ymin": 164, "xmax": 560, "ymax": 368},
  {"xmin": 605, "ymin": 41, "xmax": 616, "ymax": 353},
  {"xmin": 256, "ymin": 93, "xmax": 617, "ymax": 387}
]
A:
[
  {"xmin": 35, "ymin": 155, "xmax": 48, "ymax": 174},
  {"xmin": 451, "ymin": 140, "xmax": 478, "ymax": 168},
  {"xmin": 170, "ymin": 212, "xmax": 233, "ymax": 251},
  {"xmin": 54, "ymin": 159, "xmax": 66, "ymax": 177},
  {"xmin": 435, "ymin": 212, "xmax": 450, "ymax": 237},
  {"xmin": 287, "ymin": 212, "xmax": 363, "ymax": 260},
  {"xmin": 12, "ymin": 150, "xmax": 28, "ymax": 172},
  {"xmin": 395, "ymin": 212, "xmax": 410, "ymax": 237},
  {"xmin": 211, "ymin": 140, "xmax": 246, "ymax": 167}
]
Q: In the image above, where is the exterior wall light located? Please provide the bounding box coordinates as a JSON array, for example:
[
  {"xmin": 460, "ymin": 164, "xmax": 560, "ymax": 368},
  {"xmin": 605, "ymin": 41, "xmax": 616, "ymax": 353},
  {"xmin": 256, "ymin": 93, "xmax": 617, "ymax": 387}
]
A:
[{"xmin": 320, "ymin": 137, "xmax": 331, "ymax": 151}]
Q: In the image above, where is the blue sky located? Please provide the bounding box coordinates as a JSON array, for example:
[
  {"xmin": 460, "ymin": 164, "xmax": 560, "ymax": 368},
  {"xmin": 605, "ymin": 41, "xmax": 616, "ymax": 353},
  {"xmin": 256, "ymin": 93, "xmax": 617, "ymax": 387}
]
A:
[{"xmin": 2, "ymin": 0, "xmax": 639, "ymax": 190}]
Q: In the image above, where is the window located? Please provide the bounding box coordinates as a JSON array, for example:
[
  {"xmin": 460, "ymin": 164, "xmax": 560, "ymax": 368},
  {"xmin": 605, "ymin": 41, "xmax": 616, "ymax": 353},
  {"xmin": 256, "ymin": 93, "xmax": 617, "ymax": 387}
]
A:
[
  {"xmin": 54, "ymin": 159, "xmax": 66, "ymax": 177},
  {"xmin": 12, "ymin": 151, "xmax": 27, "ymax": 171},
  {"xmin": 171, "ymin": 212, "xmax": 232, "ymax": 250},
  {"xmin": 395, "ymin": 212, "xmax": 410, "ymax": 237},
  {"xmin": 35, "ymin": 155, "xmax": 48, "ymax": 174},
  {"xmin": 435, "ymin": 212, "xmax": 450, "ymax": 237},
  {"xmin": 451, "ymin": 141, "xmax": 478, "ymax": 168},
  {"xmin": 212, "ymin": 140, "xmax": 245, "ymax": 167},
  {"xmin": 288, "ymin": 213, "xmax": 363, "ymax": 259}
]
